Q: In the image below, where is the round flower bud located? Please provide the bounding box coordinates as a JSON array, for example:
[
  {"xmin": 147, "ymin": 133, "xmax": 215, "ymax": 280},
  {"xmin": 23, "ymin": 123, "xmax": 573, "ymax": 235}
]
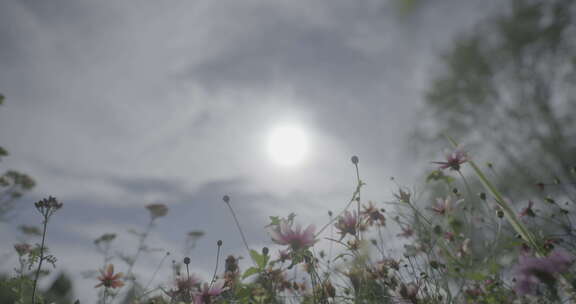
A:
[
  {"xmin": 222, "ymin": 195, "xmax": 230, "ymax": 203},
  {"xmin": 183, "ymin": 257, "xmax": 191, "ymax": 265},
  {"xmin": 351, "ymin": 155, "xmax": 359, "ymax": 165},
  {"xmin": 217, "ymin": 240, "xmax": 223, "ymax": 246}
]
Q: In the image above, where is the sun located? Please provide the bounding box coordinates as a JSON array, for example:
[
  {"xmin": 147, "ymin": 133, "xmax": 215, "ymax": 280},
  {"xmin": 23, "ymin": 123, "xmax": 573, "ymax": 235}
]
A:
[{"xmin": 267, "ymin": 125, "xmax": 309, "ymax": 167}]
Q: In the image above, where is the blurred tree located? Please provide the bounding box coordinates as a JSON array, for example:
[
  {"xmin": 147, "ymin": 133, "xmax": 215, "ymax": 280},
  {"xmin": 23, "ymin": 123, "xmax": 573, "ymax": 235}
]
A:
[
  {"xmin": 414, "ymin": 0, "xmax": 576, "ymax": 197},
  {"xmin": 43, "ymin": 272, "xmax": 75, "ymax": 304},
  {"xmin": 396, "ymin": 0, "xmax": 421, "ymax": 15},
  {"xmin": 0, "ymin": 272, "xmax": 75, "ymax": 304},
  {"xmin": 0, "ymin": 94, "xmax": 36, "ymax": 220},
  {"xmin": 0, "ymin": 275, "xmax": 19, "ymax": 303}
]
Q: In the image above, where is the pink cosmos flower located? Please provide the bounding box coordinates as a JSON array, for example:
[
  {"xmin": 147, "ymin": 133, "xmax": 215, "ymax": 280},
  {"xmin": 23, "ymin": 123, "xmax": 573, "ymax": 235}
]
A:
[
  {"xmin": 429, "ymin": 196, "xmax": 462, "ymax": 216},
  {"xmin": 514, "ymin": 249, "xmax": 574, "ymax": 295},
  {"xmin": 166, "ymin": 275, "xmax": 201, "ymax": 301},
  {"xmin": 362, "ymin": 202, "xmax": 386, "ymax": 226},
  {"xmin": 176, "ymin": 276, "xmax": 200, "ymax": 291},
  {"xmin": 14, "ymin": 243, "xmax": 32, "ymax": 256},
  {"xmin": 335, "ymin": 211, "xmax": 359, "ymax": 239},
  {"xmin": 397, "ymin": 226, "xmax": 414, "ymax": 238},
  {"xmin": 95, "ymin": 264, "xmax": 124, "ymax": 289},
  {"xmin": 270, "ymin": 220, "xmax": 317, "ymax": 251},
  {"xmin": 194, "ymin": 281, "xmax": 226, "ymax": 304},
  {"xmin": 432, "ymin": 148, "xmax": 469, "ymax": 171}
]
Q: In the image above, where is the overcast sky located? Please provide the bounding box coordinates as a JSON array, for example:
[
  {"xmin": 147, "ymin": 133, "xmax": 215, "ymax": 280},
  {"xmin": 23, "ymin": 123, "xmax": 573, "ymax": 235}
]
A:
[{"xmin": 0, "ymin": 0, "xmax": 500, "ymax": 302}]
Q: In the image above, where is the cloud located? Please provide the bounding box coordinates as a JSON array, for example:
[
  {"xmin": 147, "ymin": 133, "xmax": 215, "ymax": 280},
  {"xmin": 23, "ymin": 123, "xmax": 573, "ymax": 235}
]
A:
[{"xmin": 0, "ymin": 0, "xmax": 501, "ymax": 301}]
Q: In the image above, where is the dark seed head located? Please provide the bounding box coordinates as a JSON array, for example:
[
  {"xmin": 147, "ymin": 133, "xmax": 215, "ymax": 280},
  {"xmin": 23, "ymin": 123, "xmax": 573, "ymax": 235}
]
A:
[{"xmin": 351, "ymin": 155, "xmax": 359, "ymax": 165}]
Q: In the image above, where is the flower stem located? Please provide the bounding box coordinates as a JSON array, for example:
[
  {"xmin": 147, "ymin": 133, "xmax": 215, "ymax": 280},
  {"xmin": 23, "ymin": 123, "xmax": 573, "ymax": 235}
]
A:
[
  {"xmin": 31, "ymin": 217, "xmax": 48, "ymax": 304},
  {"xmin": 444, "ymin": 134, "xmax": 544, "ymax": 256},
  {"xmin": 209, "ymin": 243, "xmax": 222, "ymax": 288},
  {"xmin": 354, "ymin": 162, "xmax": 362, "ymax": 240},
  {"xmin": 143, "ymin": 251, "xmax": 170, "ymax": 292},
  {"xmin": 224, "ymin": 200, "xmax": 256, "ymax": 266},
  {"xmin": 316, "ymin": 176, "xmax": 363, "ymax": 237}
]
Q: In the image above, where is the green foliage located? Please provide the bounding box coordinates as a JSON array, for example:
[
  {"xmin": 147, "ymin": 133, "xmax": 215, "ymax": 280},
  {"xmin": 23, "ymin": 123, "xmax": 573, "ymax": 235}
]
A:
[
  {"xmin": 426, "ymin": 170, "xmax": 455, "ymax": 184},
  {"xmin": 0, "ymin": 96, "xmax": 36, "ymax": 220},
  {"xmin": 3, "ymin": 72, "xmax": 576, "ymax": 304},
  {"xmin": 238, "ymin": 250, "xmax": 269, "ymax": 282},
  {"xmin": 0, "ymin": 146, "xmax": 8, "ymax": 160},
  {"xmin": 416, "ymin": 0, "xmax": 576, "ymax": 198},
  {"xmin": 267, "ymin": 212, "xmax": 296, "ymax": 227},
  {"xmin": 0, "ymin": 169, "xmax": 37, "ymax": 218},
  {"xmin": 3, "ymin": 149, "xmax": 576, "ymax": 304},
  {"xmin": 42, "ymin": 273, "xmax": 75, "ymax": 304},
  {"xmin": 395, "ymin": 0, "xmax": 420, "ymax": 15}
]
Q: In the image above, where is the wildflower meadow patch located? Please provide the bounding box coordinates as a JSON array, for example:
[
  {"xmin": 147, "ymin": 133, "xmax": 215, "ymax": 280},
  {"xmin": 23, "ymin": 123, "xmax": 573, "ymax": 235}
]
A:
[{"xmin": 3, "ymin": 143, "xmax": 576, "ymax": 304}]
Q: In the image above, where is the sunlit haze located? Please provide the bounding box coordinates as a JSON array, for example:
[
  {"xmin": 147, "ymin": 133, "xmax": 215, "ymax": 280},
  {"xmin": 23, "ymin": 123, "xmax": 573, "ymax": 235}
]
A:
[{"xmin": 267, "ymin": 124, "xmax": 309, "ymax": 167}]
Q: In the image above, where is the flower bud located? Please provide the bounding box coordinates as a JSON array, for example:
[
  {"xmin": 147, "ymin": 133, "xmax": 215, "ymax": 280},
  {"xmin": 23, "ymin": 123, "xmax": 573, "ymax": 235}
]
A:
[{"xmin": 351, "ymin": 155, "xmax": 359, "ymax": 165}]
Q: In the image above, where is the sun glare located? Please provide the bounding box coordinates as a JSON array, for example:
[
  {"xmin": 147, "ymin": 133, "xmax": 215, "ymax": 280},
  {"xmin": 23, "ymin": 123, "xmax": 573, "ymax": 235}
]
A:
[{"xmin": 267, "ymin": 125, "xmax": 308, "ymax": 167}]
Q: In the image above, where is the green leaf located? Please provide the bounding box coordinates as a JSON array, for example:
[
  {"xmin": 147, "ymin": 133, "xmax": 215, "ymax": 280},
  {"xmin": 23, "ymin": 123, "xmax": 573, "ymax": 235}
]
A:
[
  {"xmin": 426, "ymin": 170, "xmax": 454, "ymax": 184},
  {"xmin": 235, "ymin": 285, "xmax": 252, "ymax": 299},
  {"xmin": 267, "ymin": 213, "xmax": 297, "ymax": 227},
  {"xmin": 465, "ymin": 271, "xmax": 486, "ymax": 281},
  {"xmin": 267, "ymin": 216, "xmax": 281, "ymax": 227},
  {"xmin": 448, "ymin": 217, "xmax": 464, "ymax": 234},
  {"xmin": 488, "ymin": 261, "xmax": 501, "ymax": 274},
  {"xmin": 242, "ymin": 267, "xmax": 259, "ymax": 279},
  {"xmin": 249, "ymin": 249, "xmax": 268, "ymax": 269}
]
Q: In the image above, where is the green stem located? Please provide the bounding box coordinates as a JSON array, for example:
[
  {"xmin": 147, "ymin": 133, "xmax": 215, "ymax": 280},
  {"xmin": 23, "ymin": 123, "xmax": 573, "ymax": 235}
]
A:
[
  {"xmin": 225, "ymin": 201, "xmax": 258, "ymax": 268},
  {"xmin": 209, "ymin": 244, "xmax": 221, "ymax": 287},
  {"xmin": 354, "ymin": 163, "xmax": 362, "ymax": 241},
  {"xmin": 31, "ymin": 217, "xmax": 48, "ymax": 304}
]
